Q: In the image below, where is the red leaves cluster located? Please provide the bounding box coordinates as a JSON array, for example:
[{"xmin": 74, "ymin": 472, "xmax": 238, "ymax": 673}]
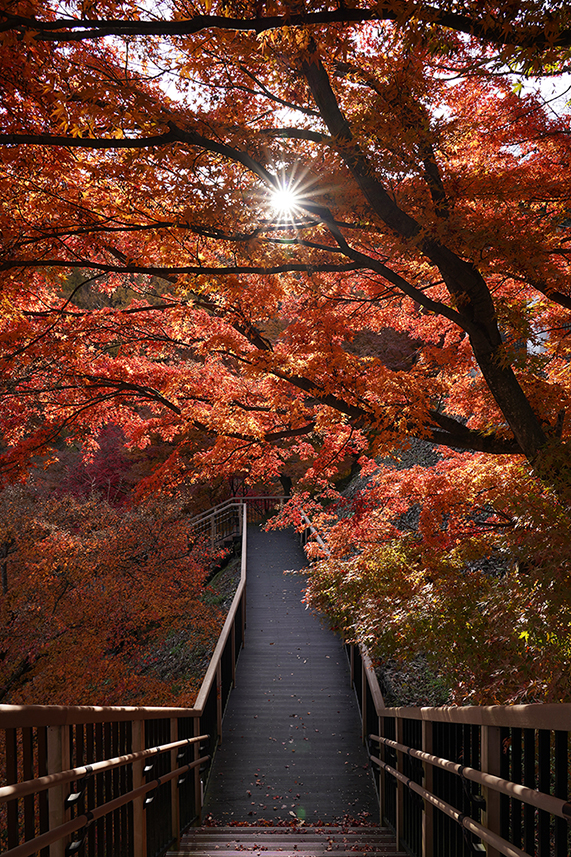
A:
[{"xmin": 0, "ymin": 487, "xmax": 224, "ymax": 706}]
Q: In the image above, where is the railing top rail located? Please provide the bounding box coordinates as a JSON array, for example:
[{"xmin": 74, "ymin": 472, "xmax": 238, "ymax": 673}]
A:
[
  {"xmin": 0, "ymin": 703, "xmax": 200, "ymax": 728},
  {"xmin": 378, "ymin": 702, "xmax": 571, "ymax": 729},
  {"xmin": 188, "ymin": 495, "xmax": 288, "ymax": 527},
  {"xmin": 299, "ymin": 509, "xmax": 330, "ymax": 555},
  {"xmin": 188, "ymin": 499, "xmax": 245, "ymax": 527},
  {"xmin": 194, "ymin": 502, "xmax": 248, "ymax": 712}
]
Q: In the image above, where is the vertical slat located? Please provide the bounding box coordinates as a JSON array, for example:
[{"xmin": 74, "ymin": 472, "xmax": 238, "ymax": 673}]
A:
[
  {"xmin": 6, "ymin": 727, "xmax": 19, "ymax": 849},
  {"xmin": 47, "ymin": 724, "xmax": 70, "ymax": 857},
  {"xmin": 537, "ymin": 730, "xmax": 550, "ymax": 857},
  {"xmin": 216, "ymin": 660, "xmax": 223, "ymax": 744},
  {"xmin": 112, "ymin": 721, "xmax": 120, "ymax": 852},
  {"xmin": 170, "ymin": 719, "xmax": 180, "ymax": 845},
  {"xmin": 523, "ymin": 728, "xmax": 535, "ymax": 855},
  {"xmin": 499, "ymin": 726, "xmax": 510, "ymax": 843},
  {"xmin": 95, "ymin": 722, "xmax": 104, "ymax": 853},
  {"xmin": 377, "ymin": 713, "xmax": 385, "ymax": 827},
  {"xmin": 231, "ymin": 620, "xmax": 236, "ymax": 688},
  {"xmin": 422, "ymin": 720, "xmax": 434, "ymax": 857},
  {"xmin": 22, "ymin": 726, "xmax": 35, "ymax": 842},
  {"xmin": 86, "ymin": 724, "xmax": 96, "ymax": 857},
  {"xmin": 38, "ymin": 726, "xmax": 50, "ymax": 857},
  {"xmin": 104, "ymin": 722, "xmax": 112, "ymax": 851},
  {"xmin": 511, "ymin": 727, "xmax": 522, "ymax": 849},
  {"xmin": 119, "ymin": 721, "xmax": 130, "ymax": 857},
  {"xmin": 481, "ymin": 724, "xmax": 502, "ymax": 857},
  {"xmin": 132, "ymin": 719, "xmax": 146, "ymax": 857},
  {"xmin": 193, "ymin": 717, "xmax": 202, "ymax": 824},
  {"xmin": 361, "ymin": 657, "xmax": 367, "ymax": 743},
  {"xmin": 554, "ymin": 730, "xmax": 568, "ymax": 857},
  {"xmin": 395, "ymin": 716, "xmax": 404, "ymax": 853}
]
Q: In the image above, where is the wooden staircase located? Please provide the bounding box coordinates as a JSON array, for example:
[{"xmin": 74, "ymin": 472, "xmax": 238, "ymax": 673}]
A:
[{"xmin": 167, "ymin": 826, "xmax": 406, "ymax": 855}]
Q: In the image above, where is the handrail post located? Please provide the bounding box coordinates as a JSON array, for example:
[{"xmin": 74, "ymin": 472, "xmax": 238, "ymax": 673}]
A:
[
  {"xmin": 377, "ymin": 714, "xmax": 385, "ymax": 827},
  {"xmin": 349, "ymin": 645, "xmax": 354, "ymax": 688},
  {"xmin": 231, "ymin": 620, "xmax": 236, "ymax": 688},
  {"xmin": 481, "ymin": 724, "xmax": 502, "ymax": 857},
  {"xmin": 216, "ymin": 661, "xmax": 223, "ymax": 744},
  {"xmin": 422, "ymin": 720, "xmax": 434, "ymax": 857},
  {"xmin": 170, "ymin": 719, "xmax": 180, "ymax": 845},
  {"xmin": 132, "ymin": 719, "xmax": 146, "ymax": 857},
  {"xmin": 361, "ymin": 656, "xmax": 367, "ymax": 743},
  {"xmin": 47, "ymin": 724, "xmax": 70, "ymax": 857},
  {"xmin": 193, "ymin": 717, "xmax": 202, "ymax": 823}
]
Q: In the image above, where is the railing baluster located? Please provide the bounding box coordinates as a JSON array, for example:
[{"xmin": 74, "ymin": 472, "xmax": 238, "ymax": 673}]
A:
[
  {"xmin": 170, "ymin": 719, "xmax": 179, "ymax": 848},
  {"xmin": 554, "ymin": 730, "xmax": 568, "ymax": 857},
  {"xmin": 481, "ymin": 724, "xmax": 502, "ymax": 857},
  {"xmin": 38, "ymin": 726, "xmax": 50, "ymax": 857},
  {"xmin": 22, "ymin": 727, "xmax": 34, "ymax": 843},
  {"xmin": 6, "ymin": 726, "xmax": 18, "ymax": 850},
  {"xmin": 511, "ymin": 727, "xmax": 522, "ymax": 849},
  {"xmin": 422, "ymin": 719, "xmax": 434, "ymax": 857},
  {"xmin": 537, "ymin": 729, "xmax": 550, "ymax": 857},
  {"xmin": 523, "ymin": 728, "xmax": 535, "ymax": 855},
  {"xmin": 47, "ymin": 724, "xmax": 70, "ymax": 857},
  {"xmin": 395, "ymin": 715, "xmax": 404, "ymax": 852}
]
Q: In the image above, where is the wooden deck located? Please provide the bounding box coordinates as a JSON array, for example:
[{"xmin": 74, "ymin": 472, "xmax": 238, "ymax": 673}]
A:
[{"xmin": 202, "ymin": 527, "xmax": 379, "ymax": 824}]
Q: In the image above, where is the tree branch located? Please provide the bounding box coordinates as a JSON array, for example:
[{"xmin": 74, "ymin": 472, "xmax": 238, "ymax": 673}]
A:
[
  {"xmin": 2, "ymin": 7, "xmax": 570, "ymax": 50},
  {"xmin": 0, "ymin": 259, "xmax": 361, "ymax": 276}
]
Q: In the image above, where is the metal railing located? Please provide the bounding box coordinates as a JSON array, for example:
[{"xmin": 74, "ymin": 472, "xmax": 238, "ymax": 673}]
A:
[
  {"xmin": 347, "ymin": 644, "xmax": 571, "ymax": 857},
  {"xmin": 188, "ymin": 496, "xmax": 288, "ymax": 553},
  {"xmin": 0, "ymin": 501, "xmax": 253, "ymax": 857}
]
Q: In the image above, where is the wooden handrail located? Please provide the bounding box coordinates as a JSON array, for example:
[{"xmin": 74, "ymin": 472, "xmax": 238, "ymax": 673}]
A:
[
  {"xmin": 374, "ymin": 702, "xmax": 571, "ymax": 730},
  {"xmin": 0, "ymin": 703, "xmax": 201, "ymax": 728},
  {"xmin": 370, "ymin": 755, "xmax": 530, "ymax": 857},
  {"xmin": 0, "ymin": 735, "xmax": 208, "ymax": 802},
  {"xmin": 194, "ymin": 504, "xmax": 247, "ymax": 712},
  {"xmin": 189, "ymin": 495, "xmax": 288, "ymax": 528},
  {"xmin": 370, "ymin": 734, "xmax": 571, "ymax": 820},
  {"xmin": 1, "ymin": 756, "xmax": 210, "ymax": 857}
]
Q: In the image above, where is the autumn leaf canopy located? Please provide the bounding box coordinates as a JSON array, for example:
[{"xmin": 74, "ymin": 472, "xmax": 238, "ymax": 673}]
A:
[{"xmin": 1, "ymin": 0, "xmax": 571, "ymax": 702}]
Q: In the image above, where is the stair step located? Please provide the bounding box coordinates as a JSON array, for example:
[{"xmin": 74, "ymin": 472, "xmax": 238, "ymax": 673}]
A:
[{"xmin": 167, "ymin": 826, "xmax": 406, "ymax": 856}]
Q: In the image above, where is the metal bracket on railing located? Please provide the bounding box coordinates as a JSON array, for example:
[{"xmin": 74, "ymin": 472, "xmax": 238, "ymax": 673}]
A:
[
  {"xmin": 144, "ymin": 777, "xmax": 162, "ymax": 807},
  {"xmin": 64, "ymin": 765, "xmax": 93, "ymax": 811},
  {"xmin": 458, "ymin": 814, "xmax": 486, "ymax": 855},
  {"xmin": 65, "ymin": 810, "xmax": 94, "ymax": 855},
  {"xmin": 176, "ymin": 737, "xmax": 195, "ymax": 763},
  {"xmin": 143, "ymin": 750, "xmax": 161, "ymax": 776},
  {"xmin": 458, "ymin": 765, "xmax": 486, "ymax": 810}
]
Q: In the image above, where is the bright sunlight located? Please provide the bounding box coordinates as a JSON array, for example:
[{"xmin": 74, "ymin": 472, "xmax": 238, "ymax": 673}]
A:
[{"xmin": 270, "ymin": 182, "xmax": 300, "ymax": 217}]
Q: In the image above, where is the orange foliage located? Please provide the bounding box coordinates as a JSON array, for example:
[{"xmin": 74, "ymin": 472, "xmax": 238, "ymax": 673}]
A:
[
  {"xmin": 1, "ymin": 2, "xmax": 571, "ymax": 702},
  {"xmin": 0, "ymin": 488, "xmax": 223, "ymax": 706}
]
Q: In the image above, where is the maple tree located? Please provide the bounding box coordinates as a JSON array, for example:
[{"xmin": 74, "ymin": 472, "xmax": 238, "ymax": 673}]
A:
[
  {"xmin": 1, "ymin": 1, "xmax": 571, "ymax": 701},
  {"xmin": 0, "ymin": 485, "xmax": 226, "ymax": 705}
]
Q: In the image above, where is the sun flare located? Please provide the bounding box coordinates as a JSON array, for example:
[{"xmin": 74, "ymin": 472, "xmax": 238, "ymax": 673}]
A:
[{"xmin": 270, "ymin": 184, "xmax": 299, "ymax": 217}]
